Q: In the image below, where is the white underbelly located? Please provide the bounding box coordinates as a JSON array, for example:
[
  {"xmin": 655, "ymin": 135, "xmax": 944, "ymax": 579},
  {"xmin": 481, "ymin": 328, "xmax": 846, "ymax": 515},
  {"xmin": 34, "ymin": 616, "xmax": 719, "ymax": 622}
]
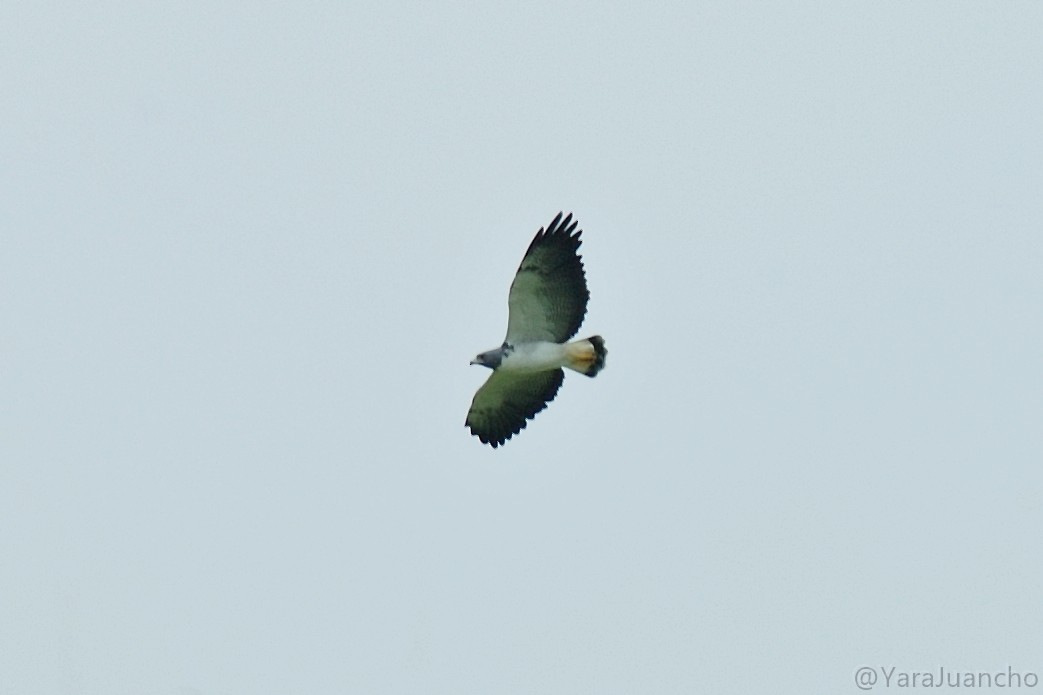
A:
[{"xmin": 500, "ymin": 342, "xmax": 567, "ymax": 372}]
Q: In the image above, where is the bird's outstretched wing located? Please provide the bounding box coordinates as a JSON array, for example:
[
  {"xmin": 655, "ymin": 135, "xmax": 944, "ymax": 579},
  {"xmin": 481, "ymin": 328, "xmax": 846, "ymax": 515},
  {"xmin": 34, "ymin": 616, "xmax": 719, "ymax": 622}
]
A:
[
  {"xmin": 465, "ymin": 368, "xmax": 565, "ymax": 448},
  {"xmin": 505, "ymin": 212, "xmax": 589, "ymax": 344}
]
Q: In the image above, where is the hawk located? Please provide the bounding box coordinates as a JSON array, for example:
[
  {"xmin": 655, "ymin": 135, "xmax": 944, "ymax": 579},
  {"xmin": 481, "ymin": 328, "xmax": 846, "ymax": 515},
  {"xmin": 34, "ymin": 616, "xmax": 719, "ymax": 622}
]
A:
[{"xmin": 466, "ymin": 212, "xmax": 607, "ymax": 448}]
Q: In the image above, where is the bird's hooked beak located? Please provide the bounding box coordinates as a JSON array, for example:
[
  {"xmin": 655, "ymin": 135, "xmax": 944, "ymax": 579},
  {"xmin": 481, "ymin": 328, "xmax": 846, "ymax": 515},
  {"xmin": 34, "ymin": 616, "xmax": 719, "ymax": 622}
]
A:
[{"xmin": 469, "ymin": 357, "xmax": 480, "ymax": 366}]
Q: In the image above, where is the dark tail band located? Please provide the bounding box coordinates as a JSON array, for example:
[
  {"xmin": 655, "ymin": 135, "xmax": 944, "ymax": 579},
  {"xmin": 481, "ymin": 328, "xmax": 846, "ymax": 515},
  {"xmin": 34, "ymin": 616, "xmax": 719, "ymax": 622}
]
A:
[{"xmin": 583, "ymin": 335, "xmax": 607, "ymax": 377}]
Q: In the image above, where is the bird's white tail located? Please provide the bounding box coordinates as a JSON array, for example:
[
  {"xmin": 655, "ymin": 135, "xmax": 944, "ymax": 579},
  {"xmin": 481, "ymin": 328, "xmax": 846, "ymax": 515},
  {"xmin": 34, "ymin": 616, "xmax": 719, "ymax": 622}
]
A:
[{"xmin": 564, "ymin": 335, "xmax": 607, "ymax": 377}]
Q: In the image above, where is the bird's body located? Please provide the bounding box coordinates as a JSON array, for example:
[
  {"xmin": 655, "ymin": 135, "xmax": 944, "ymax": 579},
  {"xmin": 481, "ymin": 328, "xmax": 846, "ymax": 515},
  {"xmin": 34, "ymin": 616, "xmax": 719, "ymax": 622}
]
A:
[
  {"xmin": 499, "ymin": 342, "xmax": 571, "ymax": 373},
  {"xmin": 466, "ymin": 213, "xmax": 607, "ymax": 448},
  {"xmin": 473, "ymin": 338, "xmax": 604, "ymax": 374}
]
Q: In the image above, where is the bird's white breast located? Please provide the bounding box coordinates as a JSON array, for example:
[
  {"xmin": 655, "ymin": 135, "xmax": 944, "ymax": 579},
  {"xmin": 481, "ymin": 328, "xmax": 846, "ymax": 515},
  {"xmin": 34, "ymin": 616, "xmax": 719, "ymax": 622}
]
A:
[{"xmin": 500, "ymin": 342, "xmax": 568, "ymax": 372}]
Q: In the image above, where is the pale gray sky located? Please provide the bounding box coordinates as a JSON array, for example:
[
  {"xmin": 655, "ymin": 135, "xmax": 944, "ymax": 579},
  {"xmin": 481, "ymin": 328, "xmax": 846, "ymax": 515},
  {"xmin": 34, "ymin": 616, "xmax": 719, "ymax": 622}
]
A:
[{"xmin": 3, "ymin": 3, "xmax": 1042, "ymax": 694}]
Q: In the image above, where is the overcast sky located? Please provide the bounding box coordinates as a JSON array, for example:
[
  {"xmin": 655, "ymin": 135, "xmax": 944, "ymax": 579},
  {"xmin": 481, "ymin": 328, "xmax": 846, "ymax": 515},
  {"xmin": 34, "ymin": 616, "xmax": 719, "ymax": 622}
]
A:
[{"xmin": 3, "ymin": 3, "xmax": 1042, "ymax": 694}]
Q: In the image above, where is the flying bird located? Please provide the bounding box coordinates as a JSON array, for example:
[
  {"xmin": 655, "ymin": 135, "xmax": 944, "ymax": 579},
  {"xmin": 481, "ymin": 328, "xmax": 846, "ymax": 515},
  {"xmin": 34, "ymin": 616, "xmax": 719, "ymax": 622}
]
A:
[{"xmin": 466, "ymin": 212, "xmax": 607, "ymax": 448}]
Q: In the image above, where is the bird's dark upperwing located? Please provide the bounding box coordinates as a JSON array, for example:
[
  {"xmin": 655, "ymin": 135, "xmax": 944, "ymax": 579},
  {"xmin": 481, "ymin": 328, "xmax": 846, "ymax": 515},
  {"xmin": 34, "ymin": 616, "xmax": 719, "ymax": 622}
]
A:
[
  {"xmin": 465, "ymin": 368, "xmax": 565, "ymax": 448},
  {"xmin": 505, "ymin": 212, "xmax": 589, "ymax": 344}
]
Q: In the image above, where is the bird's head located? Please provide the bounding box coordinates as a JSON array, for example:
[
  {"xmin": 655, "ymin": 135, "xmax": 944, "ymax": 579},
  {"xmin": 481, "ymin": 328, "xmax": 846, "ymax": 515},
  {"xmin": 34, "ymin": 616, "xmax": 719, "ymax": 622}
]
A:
[{"xmin": 470, "ymin": 347, "xmax": 504, "ymax": 369}]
